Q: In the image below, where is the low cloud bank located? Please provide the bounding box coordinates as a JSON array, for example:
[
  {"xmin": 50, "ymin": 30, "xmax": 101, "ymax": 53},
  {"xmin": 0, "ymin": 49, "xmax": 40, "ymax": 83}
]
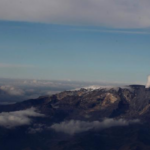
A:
[
  {"xmin": 51, "ymin": 119, "xmax": 139, "ymax": 135},
  {"xmin": 0, "ymin": 108, "xmax": 44, "ymax": 128},
  {"xmin": 0, "ymin": 85, "xmax": 24, "ymax": 96}
]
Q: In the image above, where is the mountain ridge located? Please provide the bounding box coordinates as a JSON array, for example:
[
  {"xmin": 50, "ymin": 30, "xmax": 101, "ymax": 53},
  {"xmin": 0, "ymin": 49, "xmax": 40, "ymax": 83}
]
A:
[{"xmin": 0, "ymin": 84, "xmax": 150, "ymax": 150}]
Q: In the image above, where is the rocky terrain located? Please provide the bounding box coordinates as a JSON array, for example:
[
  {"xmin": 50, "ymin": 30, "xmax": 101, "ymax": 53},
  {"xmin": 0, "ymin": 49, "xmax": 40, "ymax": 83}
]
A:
[{"xmin": 0, "ymin": 85, "xmax": 150, "ymax": 150}]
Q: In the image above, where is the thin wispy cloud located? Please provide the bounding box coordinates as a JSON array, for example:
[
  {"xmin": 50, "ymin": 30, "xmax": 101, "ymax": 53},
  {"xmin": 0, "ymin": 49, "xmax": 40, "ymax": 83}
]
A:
[
  {"xmin": 0, "ymin": 0, "xmax": 150, "ymax": 28},
  {"xmin": 50, "ymin": 119, "xmax": 140, "ymax": 135},
  {"xmin": 73, "ymin": 28, "xmax": 150, "ymax": 35},
  {"xmin": 0, "ymin": 108, "xmax": 44, "ymax": 128}
]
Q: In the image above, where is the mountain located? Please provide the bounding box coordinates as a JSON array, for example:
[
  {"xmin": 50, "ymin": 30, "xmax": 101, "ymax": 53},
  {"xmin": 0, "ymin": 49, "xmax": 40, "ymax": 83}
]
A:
[{"xmin": 0, "ymin": 85, "xmax": 150, "ymax": 150}]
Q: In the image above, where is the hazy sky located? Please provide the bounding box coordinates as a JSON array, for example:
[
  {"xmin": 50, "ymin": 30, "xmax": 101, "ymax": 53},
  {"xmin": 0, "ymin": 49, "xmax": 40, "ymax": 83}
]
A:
[{"xmin": 0, "ymin": 0, "xmax": 150, "ymax": 84}]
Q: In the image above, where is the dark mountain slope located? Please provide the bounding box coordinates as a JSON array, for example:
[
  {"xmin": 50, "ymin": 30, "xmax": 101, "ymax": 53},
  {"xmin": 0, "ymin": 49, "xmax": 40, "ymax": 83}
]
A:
[{"xmin": 0, "ymin": 85, "xmax": 150, "ymax": 149}]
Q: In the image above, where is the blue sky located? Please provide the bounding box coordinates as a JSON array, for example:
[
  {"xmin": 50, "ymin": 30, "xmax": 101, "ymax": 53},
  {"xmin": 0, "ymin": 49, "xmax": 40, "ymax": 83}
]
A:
[{"xmin": 0, "ymin": 0, "xmax": 150, "ymax": 85}]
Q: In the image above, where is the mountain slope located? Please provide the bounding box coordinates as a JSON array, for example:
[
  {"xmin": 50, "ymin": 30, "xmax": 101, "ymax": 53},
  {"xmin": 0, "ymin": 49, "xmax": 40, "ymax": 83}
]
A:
[{"xmin": 0, "ymin": 85, "xmax": 150, "ymax": 150}]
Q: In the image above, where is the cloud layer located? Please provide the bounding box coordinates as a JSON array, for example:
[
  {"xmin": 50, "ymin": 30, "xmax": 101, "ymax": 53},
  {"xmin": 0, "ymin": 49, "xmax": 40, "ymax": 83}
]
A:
[
  {"xmin": 0, "ymin": 85, "xmax": 24, "ymax": 96},
  {"xmin": 0, "ymin": 0, "xmax": 150, "ymax": 28},
  {"xmin": 50, "ymin": 119, "xmax": 139, "ymax": 135},
  {"xmin": 0, "ymin": 108, "xmax": 44, "ymax": 128}
]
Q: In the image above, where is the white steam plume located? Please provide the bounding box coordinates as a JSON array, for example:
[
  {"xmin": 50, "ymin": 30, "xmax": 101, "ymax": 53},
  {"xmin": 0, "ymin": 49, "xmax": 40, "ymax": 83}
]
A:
[{"xmin": 146, "ymin": 76, "xmax": 150, "ymax": 88}]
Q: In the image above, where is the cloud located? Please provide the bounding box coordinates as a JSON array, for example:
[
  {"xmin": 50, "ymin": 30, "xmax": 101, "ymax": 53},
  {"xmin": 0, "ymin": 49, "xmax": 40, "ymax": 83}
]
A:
[
  {"xmin": 0, "ymin": 0, "xmax": 150, "ymax": 28},
  {"xmin": 74, "ymin": 28, "xmax": 150, "ymax": 35},
  {"xmin": 146, "ymin": 76, "xmax": 150, "ymax": 88},
  {"xmin": 28, "ymin": 124, "xmax": 46, "ymax": 134},
  {"xmin": 0, "ymin": 85, "xmax": 24, "ymax": 96},
  {"xmin": 50, "ymin": 119, "xmax": 139, "ymax": 135},
  {"xmin": 73, "ymin": 85, "xmax": 133, "ymax": 92},
  {"xmin": 0, "ymin": 107, "xmax": 44, "ymax": 128}
]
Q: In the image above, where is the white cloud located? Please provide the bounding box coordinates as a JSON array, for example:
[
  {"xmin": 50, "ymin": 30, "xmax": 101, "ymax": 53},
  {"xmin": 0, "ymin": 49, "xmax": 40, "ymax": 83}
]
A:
[
  {"xmin": 0, "ymin": 0, "xmax": 150, "ymax": 28},
  {"xmin": 146, "ymin": 76, "xmax": 150, "ymax": 88},
  {"xmin": 0, "ymin": 85, "xmax": 24, "ymax": 96},
  {"xmin": 73, "ymin": 85, "xmax": 133, "ymax": 92},
  {"xmin": 0, "ymin": 108, "xmax": 44, "ymax": 128},
  {"xmin": 50, "ymin": 118, "xmax": 139, "ymax": 135}
]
